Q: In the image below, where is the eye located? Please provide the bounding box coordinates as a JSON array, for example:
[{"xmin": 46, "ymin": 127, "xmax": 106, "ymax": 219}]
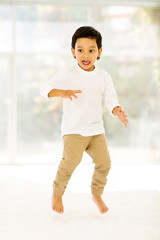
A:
[
  {"xmin": 90, "ymin": 50, "xmax": 95, "ymax": 53},
  {"xmin": 78, "ymin": 49, "xmax": 83, "ymax": 52}
]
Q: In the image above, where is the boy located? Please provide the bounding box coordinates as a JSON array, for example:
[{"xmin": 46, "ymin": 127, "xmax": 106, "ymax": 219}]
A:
[{"xmin": 40, "ymin": 26, "xmax": 128, "ymax": 214}]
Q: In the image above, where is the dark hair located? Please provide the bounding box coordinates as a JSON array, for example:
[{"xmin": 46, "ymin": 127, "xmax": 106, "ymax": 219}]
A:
[{"xmin": 71, "ymin": 26, "xmax": 102, "ymax": 60}]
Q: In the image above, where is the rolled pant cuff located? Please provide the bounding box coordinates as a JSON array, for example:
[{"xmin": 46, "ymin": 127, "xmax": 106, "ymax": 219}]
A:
[
  {"xmin": 53, "ymin": 188, "xmax": 64, "ymax": 196},
  {"xmin": 91, "ymin": 189, "xmax": 103, "ymax": 196}
]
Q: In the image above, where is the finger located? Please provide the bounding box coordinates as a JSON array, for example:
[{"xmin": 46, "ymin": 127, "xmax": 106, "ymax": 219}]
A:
[
  {"xmin": 121, "ymin": 117, "xmax": 127, "ymax": 123},
  {"xmin": 73, "ymin": 94, "xmax": 77, "ymax": 99},
  {"xmin": 125, "ymin": 120, "xmax": 128, "ymax": 126},
  {"xmin": 74, "ymin": 90, "xmax": 82, "ymax": 93},
  {"xmin": 121, "ymin": 111, "xmax": 126, "ymax": 117},
  {"xmin": 124, "ymin": 120, "xmax": 127, "ymax": 127}
]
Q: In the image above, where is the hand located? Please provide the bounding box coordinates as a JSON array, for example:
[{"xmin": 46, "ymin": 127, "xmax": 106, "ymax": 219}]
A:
[
  {"xmin": 62, "ymin": 90, "xmax": 82, "ymax": 100},
  {"xmin": 117, "ymin": 106, "xmax": 128, "ymax": 128}
]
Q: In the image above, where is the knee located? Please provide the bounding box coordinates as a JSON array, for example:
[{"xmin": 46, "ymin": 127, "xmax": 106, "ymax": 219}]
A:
[
  {"xmin": 94, "ymin": 158, "xmax": 111, "ymax": 171},
  {"xmin": 95, "ymin": 164, "xmax": 111, "ymax": 174},
  {"xmin": 105, "ymin": 166, "xmax": 111, "ymax": 175},
  {"xmin": 104, "ymin": 157, "xmax": 111, "ymax": 170},
  {"xmin": 93, "ymin": 152, "xmax": 111, "ymax": 170},
  {"xmin": 102, "ymin": 165, "xmax": 111, "ymax": 175},
  {"xmin": 60, "ymin": 156, "xmax": 81, "ymax": 173}
]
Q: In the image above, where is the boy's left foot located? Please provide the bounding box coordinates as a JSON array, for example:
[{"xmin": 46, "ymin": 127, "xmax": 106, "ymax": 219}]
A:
[{"xmin": 92, "ymin": 195, "xmax": 108, "ymax": 214}]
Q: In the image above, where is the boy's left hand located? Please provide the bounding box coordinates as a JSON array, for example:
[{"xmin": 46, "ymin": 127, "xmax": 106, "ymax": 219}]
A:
[{"xmin": 117, "ymin": 106, "xmax": 128, "ymax": 127}]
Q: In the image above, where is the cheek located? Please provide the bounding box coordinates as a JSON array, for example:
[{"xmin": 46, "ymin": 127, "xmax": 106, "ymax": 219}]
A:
[
  {"xmin": 76, "ymin": 52, "xmax": 81, "ymax": 59},
  {"xmin": 92, "ymin": 53, "xmax": 98, "ymax": 59}
]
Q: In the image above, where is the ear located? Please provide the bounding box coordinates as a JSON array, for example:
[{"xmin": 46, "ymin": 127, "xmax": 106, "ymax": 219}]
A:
[
  {"xmin": 98, "ymin": 48, "xmax": 102, "ymax": 58},
  {"xmin": 71, "ymin": 47, "xmax": 76, "ymax": 58}
]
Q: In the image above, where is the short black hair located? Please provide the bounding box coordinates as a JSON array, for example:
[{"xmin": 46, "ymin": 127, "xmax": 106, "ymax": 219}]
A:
[{"xmin": 71, "ymin": 26, "xmax": 102, "ymax": 60}]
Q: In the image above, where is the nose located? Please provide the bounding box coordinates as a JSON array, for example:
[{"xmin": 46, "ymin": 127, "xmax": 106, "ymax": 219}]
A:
[{"xmin": 83, "ymin": 52, "xmax": 89, "ymax": 59}]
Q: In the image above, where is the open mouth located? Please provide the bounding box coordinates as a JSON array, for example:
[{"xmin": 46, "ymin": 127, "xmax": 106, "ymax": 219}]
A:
[{"xmin": 82, "ymin": 60, "xmax": 91, "ymax": 65}]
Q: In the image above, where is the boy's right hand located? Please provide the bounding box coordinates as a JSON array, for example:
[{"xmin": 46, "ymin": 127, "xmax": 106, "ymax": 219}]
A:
[{"xmin": 61, "ymin": 90, "xmax": 82, "ymax": 100}]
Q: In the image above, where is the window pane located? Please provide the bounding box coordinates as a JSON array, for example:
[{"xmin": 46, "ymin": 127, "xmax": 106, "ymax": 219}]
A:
[
  {"xmin": 0, "ymin": 58, "xmax": 9, "ymax": 162},
  {"xmin": 93, "ymin": 6, "xmax": 160, "ymax": 55},
  {"xmin": 16, "ymin": 5, "xmax": 89, "ymax": 53},
  {"xmin": 0, "ymin": 4, "xmax": 159, "ymax": 165},
  {"xmin": 16, "ymin": 54, "xmax": 74, "ymax": 163},
  {"xmin": 99, "ymin": 56, "xmax": 160, "ymax": 152},
  {"xmin": 0, "ymin": 6, "xmax": 12, "ymax": 52}
]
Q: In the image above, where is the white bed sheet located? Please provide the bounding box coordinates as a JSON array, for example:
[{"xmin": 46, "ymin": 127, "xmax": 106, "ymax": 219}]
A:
[{"xmin": 0, "ymin": 164, "xmax": 159, "ymax": 240}]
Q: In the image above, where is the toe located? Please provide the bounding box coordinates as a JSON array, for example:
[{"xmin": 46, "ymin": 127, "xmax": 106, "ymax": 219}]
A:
[
  {"xmin": 60, "ymin": 208, "xmax": 64, "ymax": 213},
  {"xmin": 54, "ymin": 208, "xmax": 58, "ymax": 213},
  {"xmin": 103, "ymin": 207, "xmax": 108, "ymax": 213},
  {"xmin": 57, "ymin": 208, "xmax": 61, "ymax": 213},
  {"xmin": 53, "ymin": 208, "xmax": 58, "ymax": 213},
  {"xmin": 100, "ymin": 207, "xmax": 107, "ymax": 214}
]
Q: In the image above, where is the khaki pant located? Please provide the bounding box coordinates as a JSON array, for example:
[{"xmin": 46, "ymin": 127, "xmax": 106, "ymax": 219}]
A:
[{"xmin": 53, "ymin": 134, "xmax": 111, "ymax": 196}]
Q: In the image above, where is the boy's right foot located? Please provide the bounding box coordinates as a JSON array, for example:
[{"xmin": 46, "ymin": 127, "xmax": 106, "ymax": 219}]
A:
[
  {"xmin": 51, "ymin": 194, "xmax": 64, "ymax": 214},
  {"xmin": 92, "ymin": 195, "xmax": 108, "ymax": 214}
]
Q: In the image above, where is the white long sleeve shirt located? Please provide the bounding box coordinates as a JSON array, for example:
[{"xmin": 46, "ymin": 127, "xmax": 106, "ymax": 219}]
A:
[{"xmin": 40, "ymin": 63, "xmax": 120, "ymax": 137}]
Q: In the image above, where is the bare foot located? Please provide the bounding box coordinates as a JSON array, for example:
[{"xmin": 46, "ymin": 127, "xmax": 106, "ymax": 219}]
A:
[
  {"xmin": 51, "ymin": 194, "xmax": 64, "ymax": 214},
  {"xmin": 92, "ymin": 195, "xmax": 108, "ymax": 214}
]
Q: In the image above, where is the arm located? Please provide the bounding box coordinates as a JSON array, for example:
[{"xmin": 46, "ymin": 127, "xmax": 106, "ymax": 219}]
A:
[
  {"xmin": 40, "ymin": 70, "xmax": 82, "ymax": 101},
  {"xmin": 48, "ymin": 89, "xmax": 82, "ymax": 100},
  {"xmin": 103, "ymin": 73, "xmax": 121, "ymax": 117},
  {"xmin": 112, "ymin": 106, "xmax": 128, "ymax": 128}
]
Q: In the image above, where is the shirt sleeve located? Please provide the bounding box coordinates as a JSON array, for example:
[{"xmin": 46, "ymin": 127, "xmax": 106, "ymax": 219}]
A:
[
  {"xmin": 40, "ymin": 69, "xmax": 66, "ymax": 101},
  {"xmin": 103, "ymin": 71, "xmax": 121, "ymax": 117}
]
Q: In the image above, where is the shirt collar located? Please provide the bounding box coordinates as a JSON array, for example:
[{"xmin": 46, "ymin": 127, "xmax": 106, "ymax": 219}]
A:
[{"xmin": 75, "ymin": 62, "xmax": 98, "ymax": 77}]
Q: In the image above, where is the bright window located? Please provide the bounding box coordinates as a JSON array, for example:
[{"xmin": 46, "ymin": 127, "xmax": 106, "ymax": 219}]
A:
[{"xmin": 0, "ymin": 3, "xmax": 160, "ymax": 164}]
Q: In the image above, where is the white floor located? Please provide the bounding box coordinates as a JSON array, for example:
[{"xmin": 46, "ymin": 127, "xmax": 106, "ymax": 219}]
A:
[{"xmin": 0, "ymin": 163, "xmax": 160, "ymax": 240}]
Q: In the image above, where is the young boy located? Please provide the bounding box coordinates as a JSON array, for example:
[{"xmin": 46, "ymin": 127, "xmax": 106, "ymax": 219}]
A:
[{"xmin": 40, "ymin": 26, "xmax": 128, "ymax": 214}]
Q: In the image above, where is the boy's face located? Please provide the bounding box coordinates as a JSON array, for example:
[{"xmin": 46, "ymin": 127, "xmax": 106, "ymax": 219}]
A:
[{"xmin": 71, "ymin": 38, "xmax": 102, "ymax": 72}]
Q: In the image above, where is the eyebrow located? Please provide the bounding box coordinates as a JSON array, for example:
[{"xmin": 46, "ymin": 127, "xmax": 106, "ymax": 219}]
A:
[{"xmin": 77, "ymin": 46, "xmax": 96, "ymax": 48}]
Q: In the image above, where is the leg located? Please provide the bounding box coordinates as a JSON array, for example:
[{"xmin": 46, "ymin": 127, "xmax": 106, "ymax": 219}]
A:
[
  {"xmin": 52, "ymin": 134, "xmax": 91, "ymax": 213},
  {"xmin": 85, "ymin": 134, "xmax": 111, "ymax": 213}
]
